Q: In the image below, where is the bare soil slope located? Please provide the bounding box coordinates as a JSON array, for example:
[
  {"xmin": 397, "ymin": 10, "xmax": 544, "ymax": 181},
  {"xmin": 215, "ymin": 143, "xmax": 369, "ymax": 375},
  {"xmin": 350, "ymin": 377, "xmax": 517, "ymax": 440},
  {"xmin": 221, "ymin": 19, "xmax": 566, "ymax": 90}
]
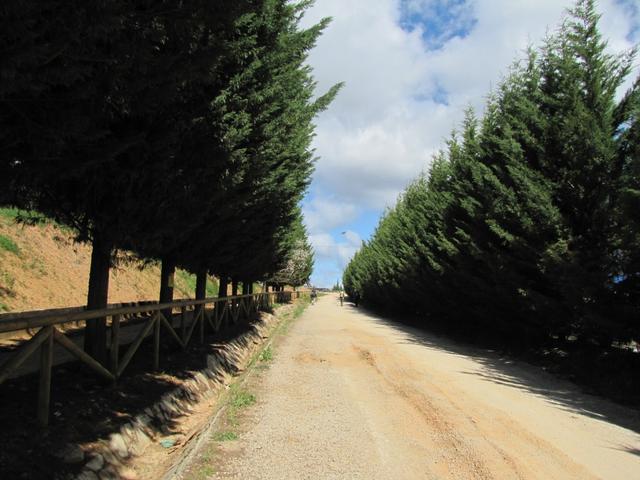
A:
[
  {"xmin": 0, "ymin": 209, "xmax": 216, "ymax": 312},
  {"xmin": 199, "ymin": 293, "xmax": 640, "ymax": 480}
]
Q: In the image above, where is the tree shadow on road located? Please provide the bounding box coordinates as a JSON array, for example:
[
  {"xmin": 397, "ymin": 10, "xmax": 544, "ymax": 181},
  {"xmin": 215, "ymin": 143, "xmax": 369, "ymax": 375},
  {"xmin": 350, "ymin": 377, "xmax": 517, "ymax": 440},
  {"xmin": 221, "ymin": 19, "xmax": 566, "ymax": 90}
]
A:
[
  {"xmin": 0, "ymin": 310, "xmax": 264, "ymax": 480},
  {"xmin": 617, "ymin": 446, "xmax": 640, "ymax": 457},
  {"xmin": 346, "ymin": 302, "xmax": 640, "ymax": 437}
]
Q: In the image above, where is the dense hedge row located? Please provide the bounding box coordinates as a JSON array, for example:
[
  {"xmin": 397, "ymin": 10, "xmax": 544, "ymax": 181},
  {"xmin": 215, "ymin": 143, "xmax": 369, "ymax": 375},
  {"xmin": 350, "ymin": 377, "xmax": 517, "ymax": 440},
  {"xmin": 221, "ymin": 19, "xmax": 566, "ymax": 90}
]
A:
[
  {"xmin": 0, "ymin": 0, "xmax": 340, "ymax": 360},
  {"xmin": 344, "ymin": 0, "xmax": 639, "ymax": 349}
]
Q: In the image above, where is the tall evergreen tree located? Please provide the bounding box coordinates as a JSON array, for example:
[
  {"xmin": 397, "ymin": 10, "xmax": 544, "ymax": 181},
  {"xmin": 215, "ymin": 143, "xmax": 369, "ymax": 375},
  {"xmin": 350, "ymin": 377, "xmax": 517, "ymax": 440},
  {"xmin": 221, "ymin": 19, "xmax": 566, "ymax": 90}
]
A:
[
  {"xmin": 345, "ymin": 0, "xmax": 640, "ymax": 349},
  {"xmin": 1, "ymin": 0, "xmax": 174, "ymax": 360},
  {"xmin": 176, "ymin": 0, "xmax": 341, "ymax": 287},
  {"xmin": 612, "ymin": 76, "xmax": 640, "ymax": 338},
  {"xmin": 537, "ymin": 0, "xmax": 638, "ymax": 340},
  {"xmin": 0, "ymin": 1, "xmax": 260, "ymax": 360}
]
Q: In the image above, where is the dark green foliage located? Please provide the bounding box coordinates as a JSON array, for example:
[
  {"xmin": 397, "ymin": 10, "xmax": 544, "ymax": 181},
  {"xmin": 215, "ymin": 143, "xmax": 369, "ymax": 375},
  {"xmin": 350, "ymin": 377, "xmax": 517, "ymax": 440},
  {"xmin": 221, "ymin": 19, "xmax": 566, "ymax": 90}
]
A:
[
  {"xmin": 345, "ymin": 0, "xmax": 640, "ymax": 349},
  {"xmin": 268, "ymin": 209, "xmax": 314, "ymax": 288},
  {"xmin": 0, "ymin": 0, "xmax": 336, "ymax": 359},
  {"xmin": 535, "ymin": 0, "xmax": 638, "ymax": 341},
  {"xmin": 172, "ymin": 0, "xmax": 340, "ymax": 284},
  {"xmin": 612, "ymin": 75, "xmax": 640, "ymax": 339}
]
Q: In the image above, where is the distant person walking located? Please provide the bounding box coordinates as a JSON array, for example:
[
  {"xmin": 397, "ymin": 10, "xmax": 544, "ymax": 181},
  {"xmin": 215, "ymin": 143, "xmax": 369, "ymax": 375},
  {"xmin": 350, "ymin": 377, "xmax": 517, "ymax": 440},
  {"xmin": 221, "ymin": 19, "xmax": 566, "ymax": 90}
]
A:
[
  {"xmin": 339, "ymin": 290, "xmax": 344, "ymax": 306},
  {"xmin": 311, "ymin": 288, "xmax": 317, "ymax": 305}
]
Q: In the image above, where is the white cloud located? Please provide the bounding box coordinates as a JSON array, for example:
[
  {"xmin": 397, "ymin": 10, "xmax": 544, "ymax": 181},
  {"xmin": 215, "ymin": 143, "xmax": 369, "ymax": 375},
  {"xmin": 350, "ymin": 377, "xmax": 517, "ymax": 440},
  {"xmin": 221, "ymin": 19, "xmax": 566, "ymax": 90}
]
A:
[
  {"xmin": 343, "ymin": 230, "xmax": 362, "ymax": 247},
  {"xmin": 312, "ymin": 107, "xmax": 448, "ymax": 209},
  {"xmin": 303, "ymin": 196, "xmax": 359, "ymax": 234},
  {"xmin": 423, "ymin": 0, "xmax": 639, "ymax": 108},
  {"xmin": 302, "ymin": 0, "xmax": 639, "ymax": 285},
  {"xmin": 309, "ymin": 233, "xmax": 335, "ymax": 258},
  {"xmin": 310, "ymin": 230, "xmax": 361, "ymax": 268},
  {"xmin": 303, "ymin": 0, "xmax": 444, "ymax": 210}
]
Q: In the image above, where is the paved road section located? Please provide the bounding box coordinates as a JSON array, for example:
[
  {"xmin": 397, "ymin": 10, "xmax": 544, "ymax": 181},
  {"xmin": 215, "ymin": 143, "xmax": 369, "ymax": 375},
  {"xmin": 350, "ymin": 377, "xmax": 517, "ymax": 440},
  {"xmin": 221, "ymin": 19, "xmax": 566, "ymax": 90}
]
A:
[{"xmin": 212, "ymin": 293, "xmax": 640, "ymax": 479}]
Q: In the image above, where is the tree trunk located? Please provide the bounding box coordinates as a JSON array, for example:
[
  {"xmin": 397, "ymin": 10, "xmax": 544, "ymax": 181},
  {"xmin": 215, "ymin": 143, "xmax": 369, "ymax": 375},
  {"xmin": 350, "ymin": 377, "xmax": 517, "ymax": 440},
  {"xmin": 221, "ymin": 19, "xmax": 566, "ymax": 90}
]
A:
[
  {"xmin": 218, "ymin": 275, "xmax": 228, "ymax": 297},
  {"xmin": 195, "ymin": 269, "xmax": 207, "ymax": 300},
  {"xmin": 159, "ymin": 257, "xmax": 176, "ymax": 321},
  {"xmin": 195, "ymin": 268, "xmax": 207, "ymax": 324},
  {"xmin": 85, "ymin": 234, "xmax": 112, "ymax": 365}
]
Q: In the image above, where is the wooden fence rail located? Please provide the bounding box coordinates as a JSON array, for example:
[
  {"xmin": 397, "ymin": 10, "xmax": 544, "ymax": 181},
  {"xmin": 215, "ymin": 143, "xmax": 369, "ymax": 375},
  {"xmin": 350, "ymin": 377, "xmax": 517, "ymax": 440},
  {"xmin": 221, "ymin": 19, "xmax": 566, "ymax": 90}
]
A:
[{"xmin": 0, "ymin": 290, "xmax": 303, "ymax": 426}]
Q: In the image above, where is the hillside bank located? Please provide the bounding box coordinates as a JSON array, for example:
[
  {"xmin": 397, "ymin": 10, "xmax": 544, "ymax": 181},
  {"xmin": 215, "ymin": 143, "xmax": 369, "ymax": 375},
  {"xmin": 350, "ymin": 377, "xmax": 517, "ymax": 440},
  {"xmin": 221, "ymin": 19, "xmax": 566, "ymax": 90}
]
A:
[{"xmin": 0, "ymin": 209, "xmax": 218, "ymax": 313}]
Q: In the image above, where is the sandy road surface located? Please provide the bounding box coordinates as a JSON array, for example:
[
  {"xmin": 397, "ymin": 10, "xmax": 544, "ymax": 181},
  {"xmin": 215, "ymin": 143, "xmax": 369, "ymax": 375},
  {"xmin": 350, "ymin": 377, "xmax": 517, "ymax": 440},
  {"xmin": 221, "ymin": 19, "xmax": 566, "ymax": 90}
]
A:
[{"xmin": 210, "ymin": 293, "xmax": 640, "ymax": 479}]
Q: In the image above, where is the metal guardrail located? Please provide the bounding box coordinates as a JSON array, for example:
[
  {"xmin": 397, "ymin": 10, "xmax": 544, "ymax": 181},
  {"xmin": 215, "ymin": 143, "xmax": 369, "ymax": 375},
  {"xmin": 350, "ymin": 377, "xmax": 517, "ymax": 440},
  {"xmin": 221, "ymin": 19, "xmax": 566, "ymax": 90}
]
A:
[{"xmin": 0, "ymin": 291, "xmax": 302, "ymax": 426}]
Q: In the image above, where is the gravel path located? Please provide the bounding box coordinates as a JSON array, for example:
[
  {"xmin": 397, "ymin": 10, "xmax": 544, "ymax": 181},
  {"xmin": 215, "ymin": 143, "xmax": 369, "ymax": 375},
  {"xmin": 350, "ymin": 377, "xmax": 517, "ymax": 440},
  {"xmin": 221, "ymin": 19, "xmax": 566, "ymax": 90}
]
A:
[{"xmin": 204, "ymin": 293, "xmax": 640, "ymax": 479}]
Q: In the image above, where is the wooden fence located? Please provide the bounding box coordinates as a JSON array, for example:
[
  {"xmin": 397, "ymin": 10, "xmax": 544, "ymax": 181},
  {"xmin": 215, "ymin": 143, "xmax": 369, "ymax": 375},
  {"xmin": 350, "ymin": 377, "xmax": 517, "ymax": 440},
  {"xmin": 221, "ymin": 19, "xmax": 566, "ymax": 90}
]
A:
[{"xmin": 0, "ymin": 291, "xmax": 302, "ymax": 427}]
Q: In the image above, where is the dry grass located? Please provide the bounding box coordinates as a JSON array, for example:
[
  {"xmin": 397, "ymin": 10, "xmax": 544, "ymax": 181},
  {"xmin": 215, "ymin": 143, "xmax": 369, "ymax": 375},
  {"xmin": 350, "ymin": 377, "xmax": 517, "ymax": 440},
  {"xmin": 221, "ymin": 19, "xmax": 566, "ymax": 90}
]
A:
[{"xmin": 0, "ymin": 209, "xmax": 217, "ymax": 313}]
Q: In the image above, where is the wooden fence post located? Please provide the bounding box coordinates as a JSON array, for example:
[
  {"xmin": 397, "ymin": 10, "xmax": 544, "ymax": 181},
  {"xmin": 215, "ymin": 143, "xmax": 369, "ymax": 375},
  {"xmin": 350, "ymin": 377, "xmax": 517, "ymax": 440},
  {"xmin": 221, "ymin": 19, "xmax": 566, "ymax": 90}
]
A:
[
  {"xmin": 180, "ymin": 307, "xmax": 187, "ymax": 345},
  {"xmin": 199, "ymin": 308, "xmax": 204, "ymax": 344},
  {"xmin": 37, "ymin": 327, "xmax": 54, "ymax": 427},
  {"xmin": 153, "ymin": 316, "xmax": 160, "ymax": 370},
  {"xmin": 110, "ymin": 314, "xmax": 120, "ymax": 377},
  {"xmin": 1, "ymin": 291, "xmax": 290, "ymax": 425}
]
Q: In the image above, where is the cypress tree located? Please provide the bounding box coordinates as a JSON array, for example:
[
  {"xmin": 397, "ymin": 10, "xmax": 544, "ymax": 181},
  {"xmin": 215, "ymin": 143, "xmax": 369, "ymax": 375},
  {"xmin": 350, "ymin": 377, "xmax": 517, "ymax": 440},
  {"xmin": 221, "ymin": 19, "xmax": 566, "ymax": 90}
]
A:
[
  {"xmin": 612, "ymin": 76, "xmax": 640, "ymax": 339},
  {"xmin": 177, "ymin": 0, "xmax": 340, "ymax": 287},
  {"xmin": 537, "ymin": 0, "xmax": 638, "ymax": 341},
  {"xmin": 1, "ymin": 0, "xmax": 160, "ymax": 361},
  {"xmin": 345, "ymin": 0, "xmax": 639, "ymax": 349},
  {"xmin": 0, "ymin": 1, "xmax": 253, "ymax": 360}
]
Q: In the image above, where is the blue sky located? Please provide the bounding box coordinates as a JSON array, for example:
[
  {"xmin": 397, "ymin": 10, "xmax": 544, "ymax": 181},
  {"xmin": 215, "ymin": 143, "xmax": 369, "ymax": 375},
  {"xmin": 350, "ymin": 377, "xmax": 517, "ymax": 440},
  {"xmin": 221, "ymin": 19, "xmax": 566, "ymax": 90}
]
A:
[
  {"xmin": 301, "ymin": 0, "xmax": 640, "ymax": 287},
  {"xmin": 400, "ymin": 0, "xmax": 477, "ymax": 49}
]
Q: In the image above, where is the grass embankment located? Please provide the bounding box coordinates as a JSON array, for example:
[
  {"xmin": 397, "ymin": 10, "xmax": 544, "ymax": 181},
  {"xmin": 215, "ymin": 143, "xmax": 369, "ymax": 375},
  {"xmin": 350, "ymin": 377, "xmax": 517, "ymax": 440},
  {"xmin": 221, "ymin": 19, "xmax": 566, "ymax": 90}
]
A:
[
  {"xmin": 0, "ymin": 208, "xmax": 218, "ymax": 312},
  {"xmin": 188, "ymin": 298, "xmax": 310, "ymax": 479}
]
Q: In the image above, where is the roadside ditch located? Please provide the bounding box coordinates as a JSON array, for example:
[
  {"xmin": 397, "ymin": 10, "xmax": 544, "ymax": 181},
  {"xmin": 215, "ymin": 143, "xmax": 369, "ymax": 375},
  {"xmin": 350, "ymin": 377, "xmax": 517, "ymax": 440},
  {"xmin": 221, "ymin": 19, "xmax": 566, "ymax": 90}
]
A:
[{"xmin": 0, "ymin": 299, "xmax": 308, "ymax": 480}]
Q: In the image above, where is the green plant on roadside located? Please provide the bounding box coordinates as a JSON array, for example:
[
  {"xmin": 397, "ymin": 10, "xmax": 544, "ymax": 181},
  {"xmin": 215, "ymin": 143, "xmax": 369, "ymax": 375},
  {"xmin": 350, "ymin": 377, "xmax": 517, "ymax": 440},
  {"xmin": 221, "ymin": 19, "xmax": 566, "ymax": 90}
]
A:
[
  {"xmin": 172, "ymin": 270, "xmax": 219, "ymax": 298},
  {"xmin": 0, "ymin": 302, "xmax": 8, "ymax": 312},
  {"xmin": 0, "ymin": 207, "xmax": 44, "ymax": 223},
  {"xmin": 175, "ymin": 269, "xmax": 197, "ymax": 296},
  {"xmin": 293, "ymin": 298, "xmax": 310, "ymax": 318},
  {"xmin": 190, "ymin": 445, "xmax": 217, "ymax": 480},
  {"xmin": 206, "ymin": 277, "xmax": 219, "ymax": 298},
  {"xmin": 230, "ymin": 389, "xmax": 256, "ymax": 408},
  {"xmin": 26, "ymin": 258, "xmax": 46, "ymax": 276},
  {"xmin": 259, "ymin": 345, "xmax": 273, "ymax": 362},
  {"xmin": 187, "ymin": 297, "xmax": 309, "ymax": 478},
  {"xmin": 264, "ymin": 297, "xmax": 310, "ymax": 339},
  {"xmin": 195, "ymin": 464, "xmax": 215, "ymax": 479},
  {"xmin": 213, "ymin": 431, "xmax": 238, "ymax": 442},
  {"xmin": 224, "ymin": 385, "xmax": 257, "ymax": 427},
  {"xmin": 0, "ymin": 235, "xmax": 20, "ymax": 256},
  {"xmin": 0, "ymin": 208, "xmax": 20, "ymax": 220},
  {"xmin": 0, "ymin": 207, "xmax": 63, "ymax": 230},
  {"xmin": 1, "ymin": 271, "xmax": 16, "ymax": 291}
]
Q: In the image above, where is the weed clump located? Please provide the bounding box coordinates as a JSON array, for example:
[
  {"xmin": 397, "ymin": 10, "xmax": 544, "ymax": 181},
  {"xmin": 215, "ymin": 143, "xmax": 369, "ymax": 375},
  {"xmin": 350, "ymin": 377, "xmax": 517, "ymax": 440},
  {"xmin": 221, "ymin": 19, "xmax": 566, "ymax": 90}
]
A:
[{"xmin": 0, "ymin": 235, "xmax": 19, "ymax": 256}]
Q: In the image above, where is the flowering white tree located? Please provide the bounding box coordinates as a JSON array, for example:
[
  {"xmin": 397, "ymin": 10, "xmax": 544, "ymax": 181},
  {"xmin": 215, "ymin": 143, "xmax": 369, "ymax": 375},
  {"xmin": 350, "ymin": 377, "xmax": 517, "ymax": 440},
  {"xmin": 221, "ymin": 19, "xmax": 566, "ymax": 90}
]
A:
[{"xmin": 270, "ymin": 238, "xmax": 314, "ymax": 288}]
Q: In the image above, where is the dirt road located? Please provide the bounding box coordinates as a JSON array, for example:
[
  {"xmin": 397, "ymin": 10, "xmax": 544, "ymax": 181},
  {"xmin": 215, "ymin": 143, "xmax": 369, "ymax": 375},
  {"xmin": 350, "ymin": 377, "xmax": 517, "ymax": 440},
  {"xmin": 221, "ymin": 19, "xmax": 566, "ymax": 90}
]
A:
[{"xmin": 207, "ymin": 293, "xmax": 640, "ymax": 479}]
